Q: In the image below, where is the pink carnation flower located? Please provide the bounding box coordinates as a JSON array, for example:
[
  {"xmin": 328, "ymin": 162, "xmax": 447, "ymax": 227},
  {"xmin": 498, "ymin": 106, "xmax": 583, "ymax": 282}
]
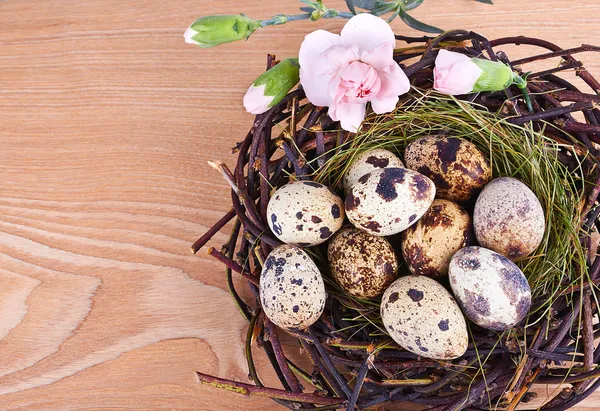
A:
[{"xmin": 299, "ymin": 14, "xmax": 410, "ymax": 132}]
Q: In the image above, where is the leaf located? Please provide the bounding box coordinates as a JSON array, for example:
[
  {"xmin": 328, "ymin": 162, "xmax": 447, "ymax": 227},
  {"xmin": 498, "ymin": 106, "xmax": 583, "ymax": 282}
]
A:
[
  {"xmin": 398, "ymin": 10, "xmax": 443, "ymax": 33},
  {"xmin": 403, "ymin": 0, "xmax": 424, "ymax": 11},
  {"xmin": 300, "ymin": 7, "xmax": 315, "ymax": 12},
  {"xmin": 345, "ymin": 0, "xmax": 356, "ymax": 14},
  {"xmin": 352, "ymin": 0, "xmax": 385, "ymax": 11},
  {"xmin": 475, "ymin": 0, "xmax": 494, "ymax": 4},
  {"xmin": 386, "ymin": 7, "xmax": 400, "ymax": 23}
]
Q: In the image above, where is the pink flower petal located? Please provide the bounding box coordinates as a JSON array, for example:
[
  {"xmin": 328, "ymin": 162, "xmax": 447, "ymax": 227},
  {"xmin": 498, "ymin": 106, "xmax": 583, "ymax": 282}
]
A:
[
  {"xmin": 333, "ymin": 102, "xmax": 366, "ymax": 132},
  {"xmin": 243, "ymin": 84, "xmax": 274, "ymax": 114},
  {"xmin": 340, "ymin": 14, "xmax": 395, "ymax": 54},
  {"xmin": 360, "ymin": 42, "xmax": 394, "ymax": 71},
  {"xmin": 435, "ymin": 49, "xmax": 471, "ymax": 71},
  {"xmin": 317, "ymin": 44, "xmax": 360, "ymax": 75},
  {"xmin": 299, "ymin": 29, "xmax": 342, "ymax": 74},
  {"xmin": 376, "ymin": 62, "xmax": 410, "ymax": 99},
  {"xmin": 300, "ymin": 67, "xmax": 332, "ymax": 106},
  {"xmin": 434, "ymin": 60, "xmax": 483, "ymax": 95},
  {"xmin": 371, "ymin": 95, "xmax": 399, "ymax": 114}
]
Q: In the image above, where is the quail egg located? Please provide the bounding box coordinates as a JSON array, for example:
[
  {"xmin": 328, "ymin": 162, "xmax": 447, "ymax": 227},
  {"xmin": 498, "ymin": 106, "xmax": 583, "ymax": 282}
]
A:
[
  {"xmin": 328, "ymin": 227, "xmax": 398, "ymax": 298},
  {"xmin": 343, "ymin": 148, "xmax": 404, "ymax": 194},
  {"xmin": 405, "ymin": 135, "xmax": 491, "ymax": 202},
  {"xmin": 267, "ymin": 181, "xmax": 344, "ymax": 246},
  {"xmin": 345, "ymin": 168, "xmax": 435, "ymax": 236},
  {"xmin": 260, "ymin": 244, "xmax": 326, "ymax": 330},
  {"xmin": 381, "ymin": 275, "xmax": 468, "ymax": 360},
  {"xmin": 449, "ymin": 246, "xmax": 532, "ymax": 331},
  {"xmin": 473, "ymin": 177, "xmax": 545, "ymax": 260}
]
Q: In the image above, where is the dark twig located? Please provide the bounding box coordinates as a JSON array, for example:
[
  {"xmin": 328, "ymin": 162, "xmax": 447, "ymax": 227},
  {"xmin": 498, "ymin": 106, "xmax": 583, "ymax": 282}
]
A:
[
  {"xmin": 191, "ymin": 208, "xmax": 236, "ymax": 254},
  {"xmin": 195, "ymin": 372, "xmax": 344, "ymax": 405},
  {"xmin": 308, "ymin": 327, "xmax": 353, "ymax": 400},
  {"xmin": 345, "ymin": 354, "xmax": 371, "ymax": 411},
  {"xmin": 206, "ymin": 247, "xmax": 258, "ymax": 286}
]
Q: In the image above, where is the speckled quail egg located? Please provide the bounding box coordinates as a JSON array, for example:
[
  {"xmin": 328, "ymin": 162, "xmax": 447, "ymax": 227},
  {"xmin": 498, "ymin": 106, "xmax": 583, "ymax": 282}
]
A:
[
  {"xmin": 260, "ymin": 245, "xmax": 326, "ymax": 330},
  {"xmin": 267, "ymin": 181, "xmax": 344, "ymax": 246},
  {"xmin": 401, "ymin": 199, "xmax": 475, "ymax": 278},
  {"xmin": 328, "ymin": 227, "xmax": 398, "ymax": 298},
  {"xmin": 343, "ymin": 148, "xmax": 405, "ymax": 194},
  {"xmin": 381, "ymin": 275, "xmax": 468, "ymax": 360},
  {"xmin": 449, "ymin": 246, "xmax": 531, "ymax": 331},
  {"xmin": 345, "ymin": 168, "xmax": 435, "ymax": 236},
  {"xmin": 473, "ymin": 177, "xmax": 545, "ymax": 261},
  {"xmin": 404, "ymin": 135, "xmax": 491, "ymax": 202}
]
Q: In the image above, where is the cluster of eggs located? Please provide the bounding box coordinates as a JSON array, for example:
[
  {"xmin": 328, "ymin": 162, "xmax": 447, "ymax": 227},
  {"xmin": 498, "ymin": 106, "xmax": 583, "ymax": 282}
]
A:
[{"xmin": 260, "ymin": 135, "xmax": 545, "ymax": 360}]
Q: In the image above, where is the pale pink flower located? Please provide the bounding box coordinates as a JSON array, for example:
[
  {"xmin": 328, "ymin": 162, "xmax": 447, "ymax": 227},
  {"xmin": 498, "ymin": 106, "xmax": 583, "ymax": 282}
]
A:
[
  {"xmin": 243, "ymin": 84, "xmax": 273, "ymax": 114},
  {"xmin": 299, "ymin": 14, "xmax": 410, "ymax": 132},
  {"xmin": 433, "ymin": 49, "xmax": 484, "ymax": 95}
]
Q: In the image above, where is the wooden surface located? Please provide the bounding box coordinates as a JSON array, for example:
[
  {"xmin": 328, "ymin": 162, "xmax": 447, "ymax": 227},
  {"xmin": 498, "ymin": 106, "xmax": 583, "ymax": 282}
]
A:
[{"xmin": 1, "ymin": 0, "xmax": 599, "ymax": 409}]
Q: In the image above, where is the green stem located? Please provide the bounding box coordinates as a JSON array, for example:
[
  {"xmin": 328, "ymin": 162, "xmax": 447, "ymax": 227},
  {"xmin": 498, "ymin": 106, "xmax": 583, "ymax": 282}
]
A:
[
  {"xmin": 261, "ymin": 10, "xmax": 354, "ymax": 27},
  {"xmin": 261, "ymin": 13, "xmax": 311, "ymax": 26},
  {"xmin": 512, "ymin": 73, "xmax": 534, "ymax": 113}
]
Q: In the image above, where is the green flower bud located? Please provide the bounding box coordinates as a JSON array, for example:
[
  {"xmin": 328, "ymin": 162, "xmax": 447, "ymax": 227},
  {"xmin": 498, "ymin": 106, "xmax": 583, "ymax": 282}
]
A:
[
  {"xmin": 184, "ymin": 14, "xmax": 261, "ymax": 48},
  {"xmin": 471, "ymin": 58, "xmax": 514, "ymax": 93},
  {"xmin": 244, "ymin": 58, "xmax": 300, "ymax": 114}
]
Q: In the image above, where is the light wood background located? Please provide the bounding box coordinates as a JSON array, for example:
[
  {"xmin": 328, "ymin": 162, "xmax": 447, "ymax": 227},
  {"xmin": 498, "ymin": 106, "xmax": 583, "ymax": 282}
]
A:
[{"xmin": 1, "ymin": 0, "xmax": 599, "ymax": 409}]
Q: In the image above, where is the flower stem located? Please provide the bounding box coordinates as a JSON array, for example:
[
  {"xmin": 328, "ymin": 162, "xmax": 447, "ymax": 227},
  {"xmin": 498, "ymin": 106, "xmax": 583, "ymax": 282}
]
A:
[
  {"xmin": 512, "ymin": 73, "xmax": 534, "ymax": 113},
  {"xmin": 261, "ymin": 13, "xmax": 312, "ymax": 26}
]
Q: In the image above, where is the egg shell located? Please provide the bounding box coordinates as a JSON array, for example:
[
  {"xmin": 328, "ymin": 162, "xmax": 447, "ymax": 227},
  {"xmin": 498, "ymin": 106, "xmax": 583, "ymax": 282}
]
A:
[
  {"xmin": 260, "ymin": 245, "xmax": 326, "ymax": 330},
  {"xmin": 401, "ymin": 199, "xmax": 475, "ymax": 277},
  {"xmin": 473, "ymin": 177, "xmax": 545, "ymax": 260},
  {"xmin": 343, "ymin": 148, "xmax": 404, "ymax": 194},
  {"xmin": 381, "ymin": 275, "xmax": 468, "ymax": 360},
  {"xmin": 449, "ymin": 246, "xmax": 532, "ymax": 331},
  {"xmin": 267, "ymin": 181, "xmax": 344, "ymax": 246},
  {"xmin": 345, "ymin": 168, "xmax": 435, "ymax": 236},
  {"xmin": 405, "ymin": 135, "xmax": 491, "ymax": 202},
  {"xmin": 328, "ymin": 227, "xmax": 398, "ymax": 298}
]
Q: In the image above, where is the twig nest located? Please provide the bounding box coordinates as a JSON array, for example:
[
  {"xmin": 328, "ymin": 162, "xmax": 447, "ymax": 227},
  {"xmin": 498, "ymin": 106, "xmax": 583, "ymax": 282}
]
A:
[
  {"xmin": 345, "ymin": 168, "xmax": 435, "ymax": 236},
  {"xmin": 449, "ymin": 246, "xmax": 532, "ymax": 331},
  {"xmin": 401, "ymin": 199, "xmax": 475, "ymax": 277},
  {"xmin": 473, "ymin": 177, "xmax": 545, "ymax": 260},
  {"xmin": 381, "ymin": 275, "xmax": 468, "ymax": 360},
  {"xmin": 260, "ymin": 245, "xmax": 326, "ymax": 330},
  {"xmin": 404, "ymin": 135, "xmax": 491, "ymax": 202},
  {"xmin": 267, "ymin": 181, "xmax": 344, "ymax": 246},
  {"xmin": 343, "ymin": 148, "xmax": 404, "ymax": 194},
  {"xmin": 328, "ymin": 227, "xmax": 398, "ymax": 298}
]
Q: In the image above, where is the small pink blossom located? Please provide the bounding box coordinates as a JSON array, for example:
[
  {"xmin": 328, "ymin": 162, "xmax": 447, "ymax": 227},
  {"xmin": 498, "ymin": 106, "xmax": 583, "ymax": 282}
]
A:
[
  {"xmin": 299, "ymin": 14, "xmax": 410, "ymax": 132},
  {"xmin": 243, "ymin": 84, "xmax": 274, "ymax": 114},
  {"xmin": 433, "ymin": 50, "xmax": 483, "ymax": 95}
]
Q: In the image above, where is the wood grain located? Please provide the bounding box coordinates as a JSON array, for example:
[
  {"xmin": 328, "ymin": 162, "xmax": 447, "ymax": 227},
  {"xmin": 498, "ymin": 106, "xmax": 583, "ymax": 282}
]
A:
[{"xmin": 1, "ymin": 0, "xmax": 599, "ymax": 409}]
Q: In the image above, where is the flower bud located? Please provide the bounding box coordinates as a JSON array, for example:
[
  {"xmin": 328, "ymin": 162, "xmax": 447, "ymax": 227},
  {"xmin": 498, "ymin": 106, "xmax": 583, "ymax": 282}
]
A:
[
  {"xmin": 244, "ymin": 58, "xmax": 300, "ymax": 115},
  {"xmin": 471, "ymin": 58, "xmax": 513, "ymax": 93},
  {"xmin": 184, "ymin": 14, "xmax": 261, "ymax": 48},
  {"xmin": 434, "ymin": 50, "xmax": 513, "ymax": 95}
]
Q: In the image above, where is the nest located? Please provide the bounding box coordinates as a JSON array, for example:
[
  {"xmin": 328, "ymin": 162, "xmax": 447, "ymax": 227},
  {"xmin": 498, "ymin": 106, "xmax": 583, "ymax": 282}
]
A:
[{"xmin": 193, "ymin": 31, "xmax": 600, "ymax": 410}]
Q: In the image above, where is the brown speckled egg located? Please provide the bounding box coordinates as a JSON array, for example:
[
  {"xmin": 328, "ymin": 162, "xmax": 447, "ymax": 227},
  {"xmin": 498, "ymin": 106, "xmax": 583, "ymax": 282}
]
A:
[
  {"xmin": 343, "ymin": 148, "xmax": 404, "ymax": 194},
  {"xmin": 401, "ymin": 200, "xmax": 475, "ymax": 278},
  {"xmin": 328, "ymin": 227, "xmax": 398, "ymax": 298},
  {"xmin": 381, "ymin": 275, "xmax": 468, "ymax": 360},
  {"xmin": 260, "ymin": 245, "xmax": 326, "ymax": 330},
  {"xmin": 449, "ymin": 246, "xmax": 531, "ymax": 331},
  {"xmin": 473, "ymin": 177, "xmax": 545, "ymax": 261},
  {"xmin": 405, "ymin": 135, "xmax": 491, "ymax": 202},
  {"xmin": 345, "ymin": 168, "xmax": 435, "ymax": 236},
  {"xmin": 267, "ymin": 181, "xmax": 344, "ymax": 246}
]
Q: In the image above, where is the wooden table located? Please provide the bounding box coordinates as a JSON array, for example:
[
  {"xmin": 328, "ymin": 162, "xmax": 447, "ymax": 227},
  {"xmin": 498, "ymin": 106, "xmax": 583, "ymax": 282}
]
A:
[{"xmin": 1, "ymin": 0, "xmax": 599, "ymax": 409}]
